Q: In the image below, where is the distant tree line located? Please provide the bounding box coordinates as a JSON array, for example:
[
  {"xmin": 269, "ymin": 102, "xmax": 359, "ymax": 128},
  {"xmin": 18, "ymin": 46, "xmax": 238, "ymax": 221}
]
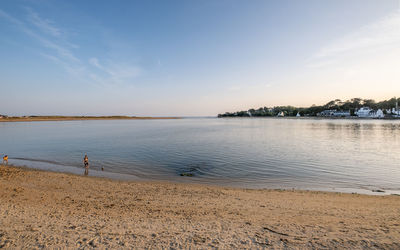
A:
[{"xmin": 218, "ymin": 97, "xmax": 400, "ymax": 117}]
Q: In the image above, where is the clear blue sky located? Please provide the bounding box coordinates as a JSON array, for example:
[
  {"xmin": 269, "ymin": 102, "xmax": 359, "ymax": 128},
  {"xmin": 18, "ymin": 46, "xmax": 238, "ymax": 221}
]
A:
[{"xmin": 1, "ymin": 0, "xmax": 399, "ymax": 116}]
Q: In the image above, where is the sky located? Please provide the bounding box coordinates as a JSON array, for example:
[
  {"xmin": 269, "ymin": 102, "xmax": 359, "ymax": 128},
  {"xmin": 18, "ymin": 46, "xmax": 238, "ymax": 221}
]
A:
[{"xmin": 0, "ymin": 0, "xmax": 399, "ymax": 116}]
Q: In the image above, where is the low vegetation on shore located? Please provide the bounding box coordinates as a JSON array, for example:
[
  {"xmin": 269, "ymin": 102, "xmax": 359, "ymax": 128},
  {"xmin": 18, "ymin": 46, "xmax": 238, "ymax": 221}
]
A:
[{"xmin": 218, "ymin": 97, "xmax": 400, "ymax": 117}]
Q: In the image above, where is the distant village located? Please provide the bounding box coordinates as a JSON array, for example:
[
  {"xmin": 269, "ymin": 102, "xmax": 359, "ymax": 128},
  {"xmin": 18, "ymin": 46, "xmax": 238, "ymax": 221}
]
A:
[{"xmin": 218, "ymin": 97, "xmax": 400, "ymax": 119}]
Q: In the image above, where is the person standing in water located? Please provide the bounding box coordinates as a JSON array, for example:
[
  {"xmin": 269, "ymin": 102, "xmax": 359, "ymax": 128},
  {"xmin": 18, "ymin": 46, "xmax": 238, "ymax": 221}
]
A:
[
  {"xmin": 83, "ymin": 154, "xmax": 89, "ymax": 175},
  {"xmin": 2, "ymin": 155, "xmax": 8, "ymax": 166}
]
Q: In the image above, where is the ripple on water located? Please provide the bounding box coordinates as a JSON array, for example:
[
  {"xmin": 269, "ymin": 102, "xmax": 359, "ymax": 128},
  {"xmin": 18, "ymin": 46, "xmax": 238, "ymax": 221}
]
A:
[{"xmin": 1, "ymin": 118, "xmax": 400, "ymax": 194}]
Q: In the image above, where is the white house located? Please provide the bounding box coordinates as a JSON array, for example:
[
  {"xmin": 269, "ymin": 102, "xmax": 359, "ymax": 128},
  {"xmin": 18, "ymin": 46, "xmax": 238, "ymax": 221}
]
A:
[
  {"xmin": 391, "ymin": 108, "xmax": 400, "ymax": 117},
  {"xmin": 356, "ymin": 107, "xmax": 374, "ymax": 118},
  {"xmin": 277, "ymin": 111, "xmax": 285, "ymax": 117},
  {"xmin": 356, "ymin": 107, "xmax": 385, "ymax": 118},
  {"xmin": 375, "ymin": 109, "xmax": 384, "ymax": 118},
  {"xmin": 319, "ymin": 110, "xmax": 350, "ymax": 117}
]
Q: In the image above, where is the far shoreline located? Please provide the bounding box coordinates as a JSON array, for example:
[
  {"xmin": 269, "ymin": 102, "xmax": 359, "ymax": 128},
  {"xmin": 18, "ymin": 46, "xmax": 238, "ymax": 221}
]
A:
[
  {"xmin": 0, "ymin": 116, "xmax": 181, "ymax": 122},
  {"xmin": 217, "ymin": 116, "xmax": 400, "ymax": 120}
]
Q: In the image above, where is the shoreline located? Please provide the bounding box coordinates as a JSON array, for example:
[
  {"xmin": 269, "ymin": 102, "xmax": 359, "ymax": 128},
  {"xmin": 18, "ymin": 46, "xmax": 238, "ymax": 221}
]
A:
[
  {"xmin": 0, "ymin": 116, "xmax": 181, "ymax": 122},
  {"xmin": 217, "ymin": 116, "xmax": 400, "ymax": 120},
  {"xmin": 6, "ymin": 160, "xmax": 400, "ymax": 196},
  {"xmin": 1, "ymin": 166, "xmax": 399, "ymax": 248}
]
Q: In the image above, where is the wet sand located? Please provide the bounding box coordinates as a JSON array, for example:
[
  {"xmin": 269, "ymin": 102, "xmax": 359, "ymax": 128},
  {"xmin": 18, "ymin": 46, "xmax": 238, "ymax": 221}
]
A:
[{"xmin": 0, "ymin": 166, "xmax": 399, "ymax": 248}]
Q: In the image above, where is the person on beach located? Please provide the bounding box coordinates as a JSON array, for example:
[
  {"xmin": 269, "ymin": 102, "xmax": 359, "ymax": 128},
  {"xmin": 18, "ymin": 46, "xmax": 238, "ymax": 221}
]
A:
[
  {"xmin": 83, "ymin": 154, "xmax": 89, "ymax": 175},
  {"xmin": 2, "ymin": 155, "xmax": 8, "ymax": 166}
]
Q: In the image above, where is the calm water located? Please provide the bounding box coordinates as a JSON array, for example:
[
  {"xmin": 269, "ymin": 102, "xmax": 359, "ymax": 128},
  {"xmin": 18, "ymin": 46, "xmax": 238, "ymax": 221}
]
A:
[{"xmin": 1, "ymin": 118, "xmax": 399, "ymax": 194}]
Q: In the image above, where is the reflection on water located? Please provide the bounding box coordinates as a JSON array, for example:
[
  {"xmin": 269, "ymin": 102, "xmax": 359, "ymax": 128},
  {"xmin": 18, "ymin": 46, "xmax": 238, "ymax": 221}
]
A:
[{"xmin": 0, "ymin": 118, "xmax": 399, "ymax": 194}]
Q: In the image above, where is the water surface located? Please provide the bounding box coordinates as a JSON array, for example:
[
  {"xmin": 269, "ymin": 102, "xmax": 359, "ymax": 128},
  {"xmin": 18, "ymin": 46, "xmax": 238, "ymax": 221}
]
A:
[{"xmin": 1, "ymin": 118, "xmax": 399, "ymax": 194}]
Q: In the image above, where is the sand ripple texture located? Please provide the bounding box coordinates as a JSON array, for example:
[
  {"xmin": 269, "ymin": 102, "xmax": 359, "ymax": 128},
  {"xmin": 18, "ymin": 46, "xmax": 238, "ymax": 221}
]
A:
[{"xmin": 0, "ymin": 166, "xmax": 399, "ymax": 249}]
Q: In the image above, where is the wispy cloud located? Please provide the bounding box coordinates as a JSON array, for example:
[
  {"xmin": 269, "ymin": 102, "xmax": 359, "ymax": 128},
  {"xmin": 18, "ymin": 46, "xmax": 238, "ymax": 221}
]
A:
[
  {"xmin": 89, "ymin": 57, "xmax": 142, "ymax": 83},
  {"xmin": 0, "ymin": 8, "xmax": 79, "ymax": 63},
  {"xmin": 107, "ymin": 64, "xmax": 142, "ymax": 79},
  {"xmin": 89, "ymin": 57, "xmax": 104, "ymax": 70},
  {"xmin": 25, "ymin": 7, "xmax": 61, "ymax": 37},
  {"xmin": 307, "ymin": 9, "xmax": 400, "ymax": 68},
  {"xmin": 0, "ymin": 7, "xmax": 142, "ymax": 86},
  {"xmin": 0, "ymin": 8, "xmax": 26, "ymax": 29},
  {"xmin": 287, "ymin": 8, "xmax": 400, "ymax": 103}
]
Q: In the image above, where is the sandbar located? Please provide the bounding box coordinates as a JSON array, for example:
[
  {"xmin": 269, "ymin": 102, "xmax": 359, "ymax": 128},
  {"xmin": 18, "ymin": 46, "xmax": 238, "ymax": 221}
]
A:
[{"xmin": 0, "ymin": 116, "xmax": 181, "ymax": 122}]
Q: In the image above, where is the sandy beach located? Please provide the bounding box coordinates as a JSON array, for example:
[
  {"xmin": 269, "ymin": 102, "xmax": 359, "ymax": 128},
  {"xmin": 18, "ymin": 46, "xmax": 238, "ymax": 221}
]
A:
[{"xmin": 0, "ymin": 166, "xmax": 399, "ymax": 249}]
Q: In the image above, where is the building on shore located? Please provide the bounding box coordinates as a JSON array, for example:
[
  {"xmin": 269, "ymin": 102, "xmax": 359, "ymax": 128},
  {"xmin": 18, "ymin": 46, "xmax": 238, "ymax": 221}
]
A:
[
  {"xmin": 318, "ymin": 110, "xmax": 335, "ymax": 116},
  {"xmin": 356, "ymin": 107, "xmax": 374, "ymax": 118},
  {"xmin": 355, "ymin": 107, "xmax": 385, "ymax": 118},
  {"xmin": 318, "ymin": 110, "xmax": 351, "ymax": 117},
  {"xmin": 391, "ymin": 108, "xmax": 400, "ymax": 117},
  {"xmin": 375, "ymin": 109, "xmax": 384, "ymax": 118}
]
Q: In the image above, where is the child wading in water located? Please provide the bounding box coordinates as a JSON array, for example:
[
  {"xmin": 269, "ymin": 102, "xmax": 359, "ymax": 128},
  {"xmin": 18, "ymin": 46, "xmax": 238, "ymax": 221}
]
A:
[
  {"xmin": 2, "ymin": 155, "xmax": 8, "ymax": 166},
  {"xmin": 83, "ymin": 154, "xmax": 89, "ymax": 175}
]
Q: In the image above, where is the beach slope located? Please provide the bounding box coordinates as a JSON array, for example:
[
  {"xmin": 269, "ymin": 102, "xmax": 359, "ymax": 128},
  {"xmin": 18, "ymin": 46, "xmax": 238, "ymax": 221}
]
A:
[{"xmin": 0, "ymin": 166, "xmax": 399, "ymax": 248}]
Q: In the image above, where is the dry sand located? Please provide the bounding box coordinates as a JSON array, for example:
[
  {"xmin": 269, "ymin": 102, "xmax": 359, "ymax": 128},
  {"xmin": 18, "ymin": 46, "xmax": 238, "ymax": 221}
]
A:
[{"xmin": 0, "ymin": 166, "xmax": 399, "ymax": 249}]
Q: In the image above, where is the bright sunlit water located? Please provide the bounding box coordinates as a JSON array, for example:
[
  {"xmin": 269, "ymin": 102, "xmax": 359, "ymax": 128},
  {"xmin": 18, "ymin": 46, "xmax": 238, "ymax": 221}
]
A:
[{"xmin": 1, "ymin": 118, "xmax": 399, "ymax": 194}]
